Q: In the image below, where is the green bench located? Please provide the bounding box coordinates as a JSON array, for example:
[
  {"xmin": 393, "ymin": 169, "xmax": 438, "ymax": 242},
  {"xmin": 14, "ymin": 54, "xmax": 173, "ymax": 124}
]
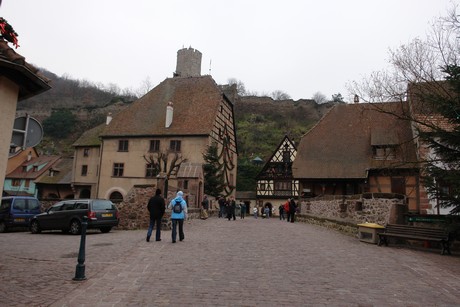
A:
[{"xmin": 378, "ymin": 224, "xmax": 453, "ymax": 255}]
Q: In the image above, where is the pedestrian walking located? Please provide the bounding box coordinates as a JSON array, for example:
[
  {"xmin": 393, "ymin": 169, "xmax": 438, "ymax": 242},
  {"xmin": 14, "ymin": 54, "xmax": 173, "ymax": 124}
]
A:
[
  {"xmin": 201, "ymin": 194, "xmax": 209, "ymax": 219},
  {"xmin": 289, "ymin": 198, "xmax": 297, "ymax": 223},
  {"xmin": 264, "ymin": 205, "xmax": 270, "ymax": 219},
  {"xmin": 227, "ymin": 196, "xmax": 236, "ymax": 221},
  {"xmin": 168, "ymin": 191, "xmax": 187, "ymax": 243},
  {"xmin": 284, "ymin": 199, "xmax": 290, "ymax": 222},
  {"xmin": 218, "ymin": 196, "xmax": 225, "ymax": 218},
  {"xmin": 278, "ymin": 204, "xmax": 285, "ymax": 220},
  {"xmin": 240, "ymin": 201, "xmax": 246, "ymax": 219},
  {"xmin": 146, "ymin": 188, "xmax": 166, "ymax": 242},
  {"xmin": 253, "ymin": 206, "xmax": 258, "ymax": 218}
]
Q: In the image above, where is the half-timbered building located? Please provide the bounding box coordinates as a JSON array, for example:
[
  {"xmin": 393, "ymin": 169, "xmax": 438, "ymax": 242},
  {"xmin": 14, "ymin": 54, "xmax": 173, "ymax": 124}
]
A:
[{"xmin": 256, "ymin": 135, "xmax": 299, "ymax": 208}]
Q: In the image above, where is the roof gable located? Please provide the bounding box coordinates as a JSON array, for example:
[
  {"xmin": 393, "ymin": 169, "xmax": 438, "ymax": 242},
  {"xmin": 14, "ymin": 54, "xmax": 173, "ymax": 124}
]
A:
[
  {"xmin": 292, "ymin": 103, "xmax": 418, "ymax": 179},
  {"xmin": 101, "ymin": 76, "xmax": 225, "ymax": 137}
]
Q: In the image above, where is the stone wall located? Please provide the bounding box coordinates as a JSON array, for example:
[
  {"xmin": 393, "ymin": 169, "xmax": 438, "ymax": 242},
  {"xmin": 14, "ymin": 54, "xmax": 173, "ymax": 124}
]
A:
[{"xmin": 297, "ymin": 193, "xmax": 407, "ymax": 235}]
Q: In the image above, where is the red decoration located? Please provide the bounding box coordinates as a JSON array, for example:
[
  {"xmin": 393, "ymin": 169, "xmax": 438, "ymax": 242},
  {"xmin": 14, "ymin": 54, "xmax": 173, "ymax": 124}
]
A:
[{"xmin": 0, "ymin": 17, "xmax": 19, "ymax": 48}]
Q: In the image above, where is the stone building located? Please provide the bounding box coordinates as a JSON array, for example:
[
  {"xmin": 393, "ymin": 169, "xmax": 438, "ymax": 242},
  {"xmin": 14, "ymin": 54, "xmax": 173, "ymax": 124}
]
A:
[{"xmin": 72, "ymin": 47, "xmax": 238, "ymax": 207}]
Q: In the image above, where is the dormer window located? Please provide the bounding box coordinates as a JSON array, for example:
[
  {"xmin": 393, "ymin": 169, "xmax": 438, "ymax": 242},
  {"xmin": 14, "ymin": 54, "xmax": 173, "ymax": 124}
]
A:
[
  {"xmin": 49, "ymin": 169, "xmax": 55, "ymax": 177},
  {"xmin": 373, "ymin": 145, "xmax": 396, "ymax": 160}
]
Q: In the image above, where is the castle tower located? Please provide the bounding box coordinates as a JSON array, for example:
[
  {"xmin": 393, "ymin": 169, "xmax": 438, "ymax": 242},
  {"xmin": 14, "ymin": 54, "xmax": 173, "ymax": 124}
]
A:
[{"xmin": 175, "ymin": 47, "xmax": 202, "ymax": 77}]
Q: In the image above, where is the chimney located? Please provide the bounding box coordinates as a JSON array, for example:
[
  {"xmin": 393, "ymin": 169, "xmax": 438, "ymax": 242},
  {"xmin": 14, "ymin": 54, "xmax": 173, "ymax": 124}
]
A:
[
  {"xmin": 165, "ymin": 102, "xmax": 173, "ymax": 128},
  {"xmin": 175, "ymin": 47, "xmax": 202, "ymax": 77},
  {"xmin": 106, "ymin": 112, "xmax": 112, "ymax": 125},
  {"xmin": 353, "ymin": 95, "xmax": 360, "ymax": 104}
]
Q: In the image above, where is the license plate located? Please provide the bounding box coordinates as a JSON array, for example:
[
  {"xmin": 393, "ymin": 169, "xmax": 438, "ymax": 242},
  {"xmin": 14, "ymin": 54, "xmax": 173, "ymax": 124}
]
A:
[
  {"xmin": 102, "ymin": 213, "xmax": 113, "ymax": 217},
  {"xmin": 14, "ymin": 218, "xmax": 25, "ymax": 222}
]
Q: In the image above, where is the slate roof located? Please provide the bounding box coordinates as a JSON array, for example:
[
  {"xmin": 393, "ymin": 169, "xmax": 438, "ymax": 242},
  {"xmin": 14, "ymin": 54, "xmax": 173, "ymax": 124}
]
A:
[
  {"xmin": 35, "ymin": 157, "xmax": 73, "ymax": 184},
  {"xmin": 101, "ymin": 76, "xmax": 226, "ymax": 137},
  {"xmin": 292, "ymin": 102, "xmax": 418, "ymax": 179},
  {"xmin": 177, "ymin": 162, "xmax": 203, "ymax": 178},
  {"xmin": 0, "ymin": 38, "xmax": 50, "ymax": 100}
]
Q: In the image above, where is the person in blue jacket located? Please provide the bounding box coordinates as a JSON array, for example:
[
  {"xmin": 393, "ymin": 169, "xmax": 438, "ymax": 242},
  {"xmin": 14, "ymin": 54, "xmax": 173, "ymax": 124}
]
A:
[{"xmin": 168, "ymin": 191, "xmax": 188, "ymax": 243}]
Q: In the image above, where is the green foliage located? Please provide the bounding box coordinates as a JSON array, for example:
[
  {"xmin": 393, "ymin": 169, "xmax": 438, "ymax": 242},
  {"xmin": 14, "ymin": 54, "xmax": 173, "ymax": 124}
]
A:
[
  {"xmin": 236, "ymin": 158, "xmax": 263, "ymax": 191},
  {"xmin": 420, "ymin": 64, "xmax": 460, "ymax": 214},
  {"xmin": 203, "ymin": 143, "xmax": 225, "ymax": 197},
  {"xmin": 43, "ymin": 109, "xmax": 77, "ymax": 138}
]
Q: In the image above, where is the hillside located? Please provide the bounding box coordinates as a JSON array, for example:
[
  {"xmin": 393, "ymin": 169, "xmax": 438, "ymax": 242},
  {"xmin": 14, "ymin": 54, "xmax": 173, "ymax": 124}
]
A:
[{"xmin": 17, "ymin": 71, "xmax": 336, "ymax": 189}]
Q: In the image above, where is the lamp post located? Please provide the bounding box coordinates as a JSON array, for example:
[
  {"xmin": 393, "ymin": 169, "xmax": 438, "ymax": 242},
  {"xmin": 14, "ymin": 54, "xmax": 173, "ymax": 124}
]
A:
[{"xmin": 73, "ymin": 216, "xmax": 88, "ymax": 281}]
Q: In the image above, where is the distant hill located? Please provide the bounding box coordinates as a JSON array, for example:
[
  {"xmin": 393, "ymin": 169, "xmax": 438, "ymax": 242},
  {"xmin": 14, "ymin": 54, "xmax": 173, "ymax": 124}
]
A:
[{"xmin": 17, "ymin": 69, "xmax": 336, "ymax": 168}]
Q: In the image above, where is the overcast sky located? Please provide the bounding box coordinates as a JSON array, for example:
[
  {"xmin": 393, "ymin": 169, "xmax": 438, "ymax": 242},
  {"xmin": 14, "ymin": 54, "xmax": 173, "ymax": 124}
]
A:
[{"xmin": 2, "ymin": 0, "xmax": 456, "ymax": 101}]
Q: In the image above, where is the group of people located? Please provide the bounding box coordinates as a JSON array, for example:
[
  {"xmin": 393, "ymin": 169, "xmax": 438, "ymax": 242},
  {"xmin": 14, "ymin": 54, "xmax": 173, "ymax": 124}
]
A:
[
  {"xmin": 278, "ymin": 198, "xmax": 298, "ymax": 223},
  {"xmin": 146, "ymin": 189, "xmax": 187, "ymax": 244},
  {"xmin": 217, "ymin": 196, "xmax": 247, "ymax": 220},
  {"xmin": 146, "ymin": 191, "xmax": 299, "ymax": 243}
]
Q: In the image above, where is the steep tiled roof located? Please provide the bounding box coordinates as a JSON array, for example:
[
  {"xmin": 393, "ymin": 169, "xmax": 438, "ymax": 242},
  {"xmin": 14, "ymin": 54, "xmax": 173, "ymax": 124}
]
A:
[
  {"xmin": 0, "ymin": 38, "xmax": 51, "ymax": 100},
  {"xmin": 101, "ymin": 76, "xmax": 225, "ymax": 137},
  {"xmin": 6, "ymin": 155, "xmax": 60, "ymax": 179},
  {"xmin": 35, "ymin": 157, "xmax": 73, "ymax": 184},
  {"xmin": 292, "ymin": 102, "xmax": 418, "ymax": 179}
]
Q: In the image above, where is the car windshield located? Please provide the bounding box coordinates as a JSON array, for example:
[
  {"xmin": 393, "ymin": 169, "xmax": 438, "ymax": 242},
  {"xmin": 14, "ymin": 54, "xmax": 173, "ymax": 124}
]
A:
[
  {"xmin": 48, "ymin": 204, "xmax": 63, "ymax": 212},
  {"xmin": 28, "ymin": 199, "xmax": 40, "ymax": 210},
  {"xmin": 92, "ymin": 200, "xmax": 114, "ymax": 210}
]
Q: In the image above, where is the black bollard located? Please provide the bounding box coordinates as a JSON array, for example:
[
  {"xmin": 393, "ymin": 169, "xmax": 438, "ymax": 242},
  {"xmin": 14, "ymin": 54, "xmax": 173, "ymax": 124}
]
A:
[{"xmin": 73, "ymin": 216, "xmax": 88, "ymax": 281}]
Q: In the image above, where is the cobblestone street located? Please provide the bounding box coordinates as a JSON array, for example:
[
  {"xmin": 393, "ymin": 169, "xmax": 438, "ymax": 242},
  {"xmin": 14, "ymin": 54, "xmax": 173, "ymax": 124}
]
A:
[{"xmin": 1, "ymin": 217, "xmax": 459, "ymax": 306}]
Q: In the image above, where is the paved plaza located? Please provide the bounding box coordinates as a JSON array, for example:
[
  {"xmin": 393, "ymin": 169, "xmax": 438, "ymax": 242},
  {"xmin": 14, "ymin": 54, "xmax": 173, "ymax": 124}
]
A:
[{"xmin": 0, "ymin": 216, "xmax": 459, "ymax": 306}]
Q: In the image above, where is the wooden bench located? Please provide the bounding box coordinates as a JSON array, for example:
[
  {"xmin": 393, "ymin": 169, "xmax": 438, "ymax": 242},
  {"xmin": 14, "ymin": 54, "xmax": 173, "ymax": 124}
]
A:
[{"xmin": 378, "ymin": 224, "xmax": 453, "ymax": 255}]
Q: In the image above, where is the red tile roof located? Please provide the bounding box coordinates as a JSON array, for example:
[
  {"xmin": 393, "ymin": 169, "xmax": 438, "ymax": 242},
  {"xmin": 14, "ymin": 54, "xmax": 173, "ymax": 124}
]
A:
[
  {"xmin": 101, "ymin": 76, "xmax": 226, "ymax": 137},
  {"xmin": 6, "ymin": 155, "xmax": 60, "ymax": 180},
  {"xmin": 292, "ymin": 102, "xmax": 418, "ymax": 179}
]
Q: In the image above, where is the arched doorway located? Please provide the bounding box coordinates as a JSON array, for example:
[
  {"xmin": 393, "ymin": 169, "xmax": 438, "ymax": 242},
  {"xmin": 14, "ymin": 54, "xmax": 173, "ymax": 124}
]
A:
[{"xmin": 109, "ymin": 191, "xmax": 124, "ymax": 203}]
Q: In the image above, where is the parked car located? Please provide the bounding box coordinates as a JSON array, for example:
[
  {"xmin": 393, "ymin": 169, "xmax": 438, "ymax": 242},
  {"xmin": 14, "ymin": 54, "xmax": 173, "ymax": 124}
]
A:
[
  {"xmin": 30, "ymin": 199, "xmax": 119, "ymax": 235},
  {"xmin": 0, "ymin": 196, "xmax": 42, "ymax": 233}
]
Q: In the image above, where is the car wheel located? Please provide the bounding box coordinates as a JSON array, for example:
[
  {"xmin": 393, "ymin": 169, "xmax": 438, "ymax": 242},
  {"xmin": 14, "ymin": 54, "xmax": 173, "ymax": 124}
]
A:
[
  {"xmin": 69, "ymin": 220, "xmax": 81, "ymax": 235},
  {"xmin": 30, "ymin": 220, "xmax": 41, "ymax": 234},
  {"xmin": 100, "ymin": 227, "xmax": 112, "ymax": 233},
  {"xmin": 0, "ymin": 221, "xmax": 6, "ymax": 233}
]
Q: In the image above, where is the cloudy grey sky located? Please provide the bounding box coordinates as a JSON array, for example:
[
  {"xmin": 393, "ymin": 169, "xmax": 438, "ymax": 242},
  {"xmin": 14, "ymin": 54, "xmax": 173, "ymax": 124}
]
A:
[{"xmin": 2, "ymin": 0, "xmax": 456, "ymax": 101}]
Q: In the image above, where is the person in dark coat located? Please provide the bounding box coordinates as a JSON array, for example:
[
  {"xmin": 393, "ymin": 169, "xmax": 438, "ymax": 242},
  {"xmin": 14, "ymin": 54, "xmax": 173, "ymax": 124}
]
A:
[
  {"xmin": 227, "ymin": 196, "xmax": 236, "ymax": 221},
  {"xmin": 146, "ymin": 188, "xmax": 166, "ymax": 242},
  {"xmin": 288, "ymin": 198, "xmax": 297, "ymax": 223}
]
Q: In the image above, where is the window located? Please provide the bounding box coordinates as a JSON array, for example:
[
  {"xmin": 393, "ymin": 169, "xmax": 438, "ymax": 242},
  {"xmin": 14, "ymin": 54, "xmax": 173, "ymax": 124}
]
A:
[
  {"xmin": 373, "ymin": 145, "xmax": 396, "ymax": 160},
  {"xmin": 81, "ymin": 165, "xmax": 88, "ymax": 176},
  {"xmin": 118, "ymin": 140, "xmax": 129, "ymax": 152},
  {"xmin": 109, "ymin": 191, "xmax": 124, "ymax": 203},
  {"xmin": 22, "ymin": 166, "xmax": 27, "ymax": 172},
  {"xmin": 83, "ymin": 148, "xmax": 90, "ymax": 157},
  {"xmin": 184, "ymin": 180, "xmax": 189, "ymax": 189},
  {"xmin": 149, "ymin": 140, "xmax": 160, "ymax": 152},
  {"xmin": 170, "ymin": 140, "xmax": 181, "ymax": 152},
  {"xmin": 33, "ymin": 166, "xmax": 38, "ymax": 172},
  {"xmin": 113, "ymin": 163, "xmax": 124, "ymax": 177},
  {"xmin": 12, "ymin": 179, "xmax": 20, "ymax": 187},
  {"xmin": 146, "ymin": 164, "xmax": 156, "ymax": 177},
  {"xmin": 24, "ymin": 180, "xmax": 30, "ymax": 188}
]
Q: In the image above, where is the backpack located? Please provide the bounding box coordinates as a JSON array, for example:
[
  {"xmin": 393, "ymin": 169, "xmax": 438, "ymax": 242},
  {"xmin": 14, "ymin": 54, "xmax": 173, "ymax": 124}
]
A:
[{"xmin": 173, "ymin": 199, "xmax": 183, "ymax": 213}]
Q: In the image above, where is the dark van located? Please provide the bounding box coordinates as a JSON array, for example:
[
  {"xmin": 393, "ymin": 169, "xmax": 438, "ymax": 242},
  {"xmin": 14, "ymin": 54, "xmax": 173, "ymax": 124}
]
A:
[
  {"xmin": 30, "ymin": 199, "xmax": 119, "ymax": 235},
  {"xmin": 0, "ymin": 196, "xmax": 41, "ymax": 232}
]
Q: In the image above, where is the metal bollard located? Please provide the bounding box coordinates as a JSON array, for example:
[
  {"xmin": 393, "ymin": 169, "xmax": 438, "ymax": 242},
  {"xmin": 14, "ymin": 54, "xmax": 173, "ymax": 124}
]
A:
[{"xmin": 73, "ymin": 216, "xmax": 88, "ymax": 281}]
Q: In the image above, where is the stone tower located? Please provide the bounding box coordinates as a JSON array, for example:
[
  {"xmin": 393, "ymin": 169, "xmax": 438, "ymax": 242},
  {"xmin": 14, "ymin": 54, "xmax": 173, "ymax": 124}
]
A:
[{"xmin": 175, "ymin": 47, "xmax": 202, "ymax": 77}]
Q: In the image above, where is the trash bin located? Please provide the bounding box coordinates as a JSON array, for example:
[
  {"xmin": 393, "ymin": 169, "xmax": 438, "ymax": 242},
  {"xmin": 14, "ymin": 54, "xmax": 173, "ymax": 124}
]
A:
[{"xmin": 357, "ymin": 223, "xmax": 385, "ymax": 244}]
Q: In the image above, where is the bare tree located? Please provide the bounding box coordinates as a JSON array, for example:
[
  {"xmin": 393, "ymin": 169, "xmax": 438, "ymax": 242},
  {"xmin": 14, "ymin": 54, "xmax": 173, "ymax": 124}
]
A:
[
  {"xmin": 271, "ymin": 90, "xmax": 291, "ymax": 100},
  {"xmin": 312, "ymin": 91, "xmax": 327, "ymax": 104},
  {"xmin": 143, "ymin": 150, "xmax": 188, "ymax": 178},
  {"xmin": 136, "ymin": 76, "xmax": 153, "ymax": 97},
  {"xmin": 227, "ymin": 78, "xmax": 247, "ymax": 96}
]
